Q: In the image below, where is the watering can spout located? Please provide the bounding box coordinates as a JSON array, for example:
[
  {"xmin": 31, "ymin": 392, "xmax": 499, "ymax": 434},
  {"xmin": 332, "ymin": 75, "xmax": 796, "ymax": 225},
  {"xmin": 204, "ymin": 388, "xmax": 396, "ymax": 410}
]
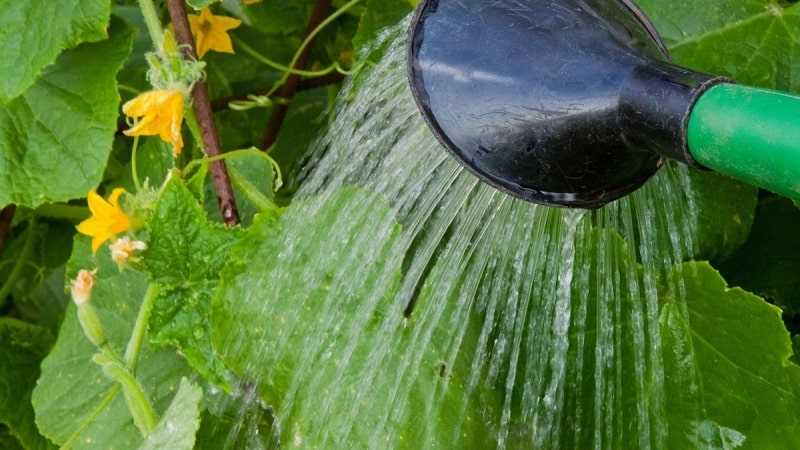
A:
[{"xmin": 407, "ymin": 0, "xmax": 800, "ymax": 208}]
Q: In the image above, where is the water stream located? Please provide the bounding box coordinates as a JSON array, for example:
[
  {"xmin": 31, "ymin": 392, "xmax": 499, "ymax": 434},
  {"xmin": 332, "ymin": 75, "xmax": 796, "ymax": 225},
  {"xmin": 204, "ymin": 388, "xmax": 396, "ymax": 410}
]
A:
[{"xmin": 216, "ymin": 17, "xmax": 705, "ymax": 449}]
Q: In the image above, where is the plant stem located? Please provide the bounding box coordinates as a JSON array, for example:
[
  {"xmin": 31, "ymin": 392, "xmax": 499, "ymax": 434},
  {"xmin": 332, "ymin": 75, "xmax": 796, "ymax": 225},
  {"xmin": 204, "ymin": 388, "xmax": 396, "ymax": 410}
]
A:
[
  {"xmin": 260, "ymin": 0, "xmax": 334, "ymax": 149},
  {"xmin": 183, "ymin": 148, "xmax": 283, "ymax": 188},
  {"xmin": 32, "ymin": 203, "xmax": 90, "ymax": 221},
  {"xmin": 125, "ymin": 283, "xmax": 160, "ymax": 373},
  {"xmin": 233, "ymin": 35, "xmax": 340, "ymax": 77},
  {"xmin": 209, "ymin": 72, "xmax": 345, "ymax": 112},
  {"xmin": 131, "ymin": 136, "xmax": 143, "ymax": 192},
  {"xmin": 102, "ymin": 360, "xmax": 157, "ymax": 436},
  {"xmin": 0, "ymin": 204, "xmax": 16, "ymax": 255},
  {"xmin": 167, "ymin": 0, "xmax": 240, "ymax": 226},
  {"xmin": 137, "ymin": 0, "xmax": 165, "ymax": 49}
]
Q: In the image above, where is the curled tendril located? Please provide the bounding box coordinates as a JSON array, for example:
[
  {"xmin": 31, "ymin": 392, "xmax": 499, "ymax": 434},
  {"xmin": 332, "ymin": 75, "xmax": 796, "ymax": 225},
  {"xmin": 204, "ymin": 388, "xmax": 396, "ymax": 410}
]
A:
[{"xmin": 228, "ymin": 94, "xmax": 274, "ymax": 111}]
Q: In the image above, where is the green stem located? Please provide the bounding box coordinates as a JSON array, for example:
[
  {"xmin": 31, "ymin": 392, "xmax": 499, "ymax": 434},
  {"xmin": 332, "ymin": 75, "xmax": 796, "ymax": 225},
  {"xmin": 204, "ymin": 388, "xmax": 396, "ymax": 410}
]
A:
[
  {"xmin": 184, "ymin": 107, "xmax": 206, "ymax": 156},
  {"xmin": 233, "ymin": 35, "xmax": 341, "ymax": 77},
  {"xmin": 138, "ymin": 0, "xmax": 165, "ymax": 48},
  {"xmin": 182, "ymin": 148, "xmax": 283, "ymax": 191},
  {"xmin": 118, "ymin": 84, "xmax": 142, "ymax": 97},
  {"xmin": 101, "ymin": 360, "xmax": 157, "ymax": 436},
  {"xmin": 125, "ymin": 283, "xmax": 160, "ymax": 372},
  {"xmin": 0, "ymin": 218, "xmax": 36, "ymax": 309},
  {"xmin": 32, "ymin": 203, "xmax": 90, "ymax": 221},
  {"xmin": 131, "ymin": 135, "xmax": 143, "ymax": 192}
]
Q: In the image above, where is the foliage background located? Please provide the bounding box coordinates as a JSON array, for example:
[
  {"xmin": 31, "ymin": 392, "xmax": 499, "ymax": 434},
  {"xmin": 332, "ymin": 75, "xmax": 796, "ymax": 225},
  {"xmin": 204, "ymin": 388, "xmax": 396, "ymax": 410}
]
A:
[{"xmin": 1, "ymin": 0, "xmax": 800, "ymax": 448}]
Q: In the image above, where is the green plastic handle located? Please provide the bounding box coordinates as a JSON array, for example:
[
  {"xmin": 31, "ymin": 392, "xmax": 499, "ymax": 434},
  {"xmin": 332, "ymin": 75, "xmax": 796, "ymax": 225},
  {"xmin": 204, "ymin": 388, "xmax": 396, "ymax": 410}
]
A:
[{"xmin": 687, "ymin": 83, "xmax": 800, "ymax": 200}]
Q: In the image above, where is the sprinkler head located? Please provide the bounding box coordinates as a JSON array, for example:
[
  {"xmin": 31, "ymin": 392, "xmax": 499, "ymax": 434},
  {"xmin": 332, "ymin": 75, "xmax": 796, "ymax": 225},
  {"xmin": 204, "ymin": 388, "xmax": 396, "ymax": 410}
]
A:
[{"xmin": 407, "ymin": 0, "xmax": 726, "ymax": 208}]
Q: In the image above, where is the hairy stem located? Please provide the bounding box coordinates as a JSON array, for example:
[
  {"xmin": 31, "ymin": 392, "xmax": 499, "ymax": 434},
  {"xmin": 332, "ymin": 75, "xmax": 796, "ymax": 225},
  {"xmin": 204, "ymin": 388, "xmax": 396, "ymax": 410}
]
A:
[
  {"xmin": 137, "ymin": 0, "xmax": 165, "ymax": 49},
  {"xmin": 124, "ymin": 283, "xmax": 160, "ymax": 373}
]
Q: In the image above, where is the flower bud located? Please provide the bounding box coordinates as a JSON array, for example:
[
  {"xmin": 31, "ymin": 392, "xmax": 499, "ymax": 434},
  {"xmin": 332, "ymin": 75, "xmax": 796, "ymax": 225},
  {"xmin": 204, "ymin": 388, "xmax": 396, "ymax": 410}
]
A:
[
  {"xmin": 109, "ymin": 237, "xmax": 147, "ymax": 267},
  {"xmin": 70, "ymin": 269, "xmax": 97, "ymax": 306}
]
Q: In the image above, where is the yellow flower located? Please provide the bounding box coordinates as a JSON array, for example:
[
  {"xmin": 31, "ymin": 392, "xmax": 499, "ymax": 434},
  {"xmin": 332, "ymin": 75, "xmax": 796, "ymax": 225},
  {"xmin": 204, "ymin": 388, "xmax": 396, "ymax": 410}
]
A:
[
  {"xmin": 77, "ymin": 189, "xmax": 132, "ymax": 254},
  {"xmin": 187, "ymin": 8, "xmax": 242, "ymax": 58},
  {"xmin": 122, "ymin": 89, "xmax": 185, "ymax": 156},
  {"xmin": 70, "ymin": 269, "xmax": 97, "ymax": 306}
]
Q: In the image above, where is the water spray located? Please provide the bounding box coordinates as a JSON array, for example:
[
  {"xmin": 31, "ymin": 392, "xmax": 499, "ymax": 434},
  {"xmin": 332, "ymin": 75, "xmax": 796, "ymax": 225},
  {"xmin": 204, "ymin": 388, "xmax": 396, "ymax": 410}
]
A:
[{"xmin": 407, "ymin": 0, "xmax": 800, "ymax": 208}]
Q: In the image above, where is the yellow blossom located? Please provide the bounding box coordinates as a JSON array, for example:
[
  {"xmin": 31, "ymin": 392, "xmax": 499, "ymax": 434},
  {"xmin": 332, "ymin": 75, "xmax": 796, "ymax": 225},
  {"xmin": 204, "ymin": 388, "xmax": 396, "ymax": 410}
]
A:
[
  {"xmin": 122, "ymin": 89, "xmax": 185, "ymax": 156},
  {"xmin": 77, "ymin": 189, "xmax": 132, "ymax": 254},
  {"xmin": 70, "ymin": 269, "xmax": 97, "ymax": 306},
  {"xmin": 187, "ymin": 8, "xmax": 242, "ymax": 58},
  {"xmin": 110, "ymin": 237, "xmax": 147, "ymax": 267}
]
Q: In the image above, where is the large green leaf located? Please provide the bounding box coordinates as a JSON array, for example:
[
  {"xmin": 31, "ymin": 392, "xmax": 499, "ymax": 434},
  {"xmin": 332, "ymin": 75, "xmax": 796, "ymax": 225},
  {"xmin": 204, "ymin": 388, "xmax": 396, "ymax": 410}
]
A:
[
  {"xmin": 32, "ymin": 238, "xmax": 193, "ymax": 449},
  {"xmin": 0, "ymin": 0, "xmax": 110, "ymax": 102},
  {"xmin": 661, "ymin": 262, "xmax": 800, "ymax": 448},
  {"xmin": 0, "ymin": 318, "xmax": 55, "ymax": 450},
  {"xmin": 686, "ymin": 167, "xmax": 758, "ymax": 263},
  {"xmin": 0, "ymin": 18, "xmax": 134, "ymax": 208},
  {"xmin": 139, "ymin": 378, "xmax": 203, "ymax": 450},
  {"xmin": 194, "ymin": 386, "xmax": 277, "ymax": 450},
  {"xmin": 637, "ymin": 0, "xmax": 800, "ymax": 90},
  {"xmin": 145, "ymin": 176, "xmax": 244, "ymax": 391},
  {"xmin": 351, "ymin": 0, "xmax": 414, "ymax": 53},
  {"xmin": 212, "ymin": 186, "xmax": 502, "ymax": 447}
]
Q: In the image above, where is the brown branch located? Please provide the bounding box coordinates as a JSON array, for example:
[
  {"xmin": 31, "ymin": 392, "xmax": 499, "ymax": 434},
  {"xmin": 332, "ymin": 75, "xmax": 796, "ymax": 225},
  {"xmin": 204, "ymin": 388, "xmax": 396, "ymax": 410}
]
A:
[
  {"xmin": 167, "ymin": 0, "xmax": 240, "ymax": 226},
  {"xmin": 260, "ymin": 0, "xmax": 333, "ymax": 150},
  {"xmin": 0, "ymin": 204, "xmax": 16, "ymax": 256}
]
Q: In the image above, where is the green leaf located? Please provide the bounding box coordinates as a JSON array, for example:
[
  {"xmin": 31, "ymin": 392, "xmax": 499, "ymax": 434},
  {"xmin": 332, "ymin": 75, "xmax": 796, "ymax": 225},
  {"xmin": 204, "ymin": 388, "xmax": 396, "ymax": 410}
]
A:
[
  {"xmin": 661, "ymin": 262, "xmax": 800, "ymax": 448},
  {"xmin": 0, "ymin": 428, "xmax": 25, "ymax": 450},
  {"xmin": 687, "ymin": 167, "xmax": 758, "ymax": 263},
  {"xmin": 0, "ymin": 219, "xmax": 74, "ymax": 309},
  {"xmin": 212, "ymin": 186, "xmax": 501, "ymax": 447},
  {"xmin": 194, "ymin": 386, "xmax": 277, "ymax": 450},
  {"xmin": 718, "ymin": 196, "xmax": 800, "ymax": 314},
  {"xmin": 145, "ymin": 176, "xmax": 243, "ymax": 283},
  {"xmin": 202, "ymin": 150, "xmax": 278, "ymax": 226},
  {"xmin": 211, "ymin": 186, "xmax": 403, "ymax": 385},
  {"xmin": 145, "ymin": 176, "xmax": 244, "ymax": 391},
  {"xmin": 32, "ymin": 238, "xmax": 193, "ymax": 449},
  {"xmin": 236, "ymin": 1, "xmax": 315, "ymax": 36},
  {"xmin": 637, "ymin": 0, "xmax": 800, "ymax": 90},
  {"xmin": 351, "ymin": 0, "xmax": 413, "ymax": 53},
  {"xmin": 15, "ymin": 266, "xmax": 71, "ymax": 333},
  {"xmin": 111, "ymin": 137, "xmax": 175, "ymax": 194},
  {"xmin": 0, "ymin": 318, "xmax": 55, "ymax": 450},
  {"xmin": 0, "ymin": 18, "xmax": 134, "ymax": 208},
  {"xmin": 186, "ymin": 0, "xmax": 219, "ymax": 10},
  {"xmin": 0, "ymin": 0, "xmax": 111, "ymax": 102},
  {"xmin": 138, "ymin": 378, "xmax": 203, "ymax": 450}
]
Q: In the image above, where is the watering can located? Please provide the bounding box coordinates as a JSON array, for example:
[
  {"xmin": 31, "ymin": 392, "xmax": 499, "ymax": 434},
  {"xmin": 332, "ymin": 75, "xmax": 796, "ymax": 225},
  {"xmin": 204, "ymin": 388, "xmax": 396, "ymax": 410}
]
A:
[{"xmin": 407, "ymin": 0, "xmax": 800, "ymax": 208}]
